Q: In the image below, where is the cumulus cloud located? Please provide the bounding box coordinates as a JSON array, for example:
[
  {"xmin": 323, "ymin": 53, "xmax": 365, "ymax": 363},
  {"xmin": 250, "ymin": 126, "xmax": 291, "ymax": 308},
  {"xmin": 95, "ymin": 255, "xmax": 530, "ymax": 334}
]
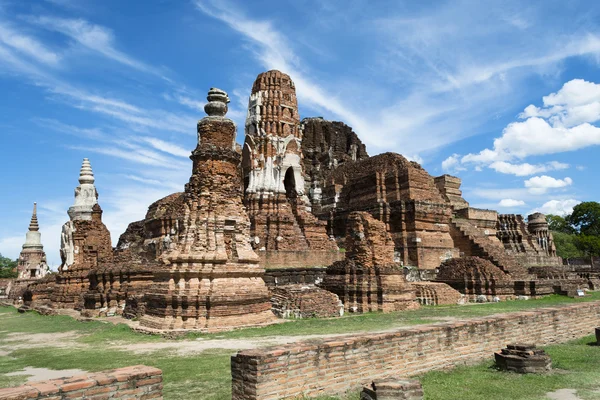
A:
[
  {"xmin": 448, "ymin": 79, "xmax": 600, "ymax": 174},
  {"xmin": 524, "ymin": 175, "xmax": 572, "ymax": 194},
  {"xmin": 532, "ymin": 199, "xmax": 581, "ymax": 216},
  {"xmin": 441, "ymin": 154, "xmax": 466, "ymax": 174},
  {"xmin": 498, "ymin": 199, "xmax": 526, "ymax": 207}
]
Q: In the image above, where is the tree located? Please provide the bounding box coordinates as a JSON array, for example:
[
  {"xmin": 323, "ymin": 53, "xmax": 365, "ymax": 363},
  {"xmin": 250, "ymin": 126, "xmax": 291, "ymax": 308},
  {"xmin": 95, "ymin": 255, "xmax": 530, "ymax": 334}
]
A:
[
  {"xmin": 0, "ymin": 253, "xmax": 18, "ymax": 279},
  {"xmin": 552, "ymin": 231, "xmax": 586, "ymax": 259},
  {"xmin": 546, "ymin": 215, "xmax": 575, "ymax": 234},
  {"xmin": 575, "ymin": 234, "xmax": 600, "ymax": 257},
  {"xmin": 569, "ymin": 201, "xmax": 600, "ymax": 236}
]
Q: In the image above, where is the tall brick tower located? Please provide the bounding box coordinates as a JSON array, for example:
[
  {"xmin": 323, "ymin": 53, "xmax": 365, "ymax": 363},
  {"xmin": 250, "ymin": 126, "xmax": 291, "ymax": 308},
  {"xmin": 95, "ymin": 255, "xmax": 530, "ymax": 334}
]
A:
[
  {"xmin": 242, "ymin": 70, "xmax": 338, "ymax": 263},
  {"xmin": 139, "ymin": 88, "xmax": 276, "ymax": 332}
]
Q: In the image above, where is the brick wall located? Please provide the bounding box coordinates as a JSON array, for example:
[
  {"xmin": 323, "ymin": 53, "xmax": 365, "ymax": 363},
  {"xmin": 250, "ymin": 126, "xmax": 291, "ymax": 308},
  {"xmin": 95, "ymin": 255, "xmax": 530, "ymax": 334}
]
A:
[
  {"xmin": 263, "ymin": 267, "xmax": 327, "ymax": 287},
  {"xmin": 259, "ymin": 251, "xmax": 343, "ymax": 269},
  {"xmin": 231, "ymin": 301, "xmax": 600, "ymax": 400},
  {"xmin": 0, "ymin": 365, "xmax": 162, "ymax": 400}
]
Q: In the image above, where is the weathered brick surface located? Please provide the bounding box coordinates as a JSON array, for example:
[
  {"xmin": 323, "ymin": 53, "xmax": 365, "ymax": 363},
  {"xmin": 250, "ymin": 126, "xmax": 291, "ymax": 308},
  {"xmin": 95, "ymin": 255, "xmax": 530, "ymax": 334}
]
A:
[
  {"xmin": 316, "ymin": 153, "xmax": 458, "ymax": 270},
  {"xmin": 231, "ymin": 301, "xmax": 600, "ymax": 399},
  {"xmin": 300, "ymin": 117, "xmax": 368, "ymax": 213},
  {"xmin": 0, "ymin": 365, "xmax": 162, "ymax": 400},
  {"xmin": 243, "ymin": 71, "xmax": 337, "ymax": 254},
  {"xmin": 323, "ymin": 212, "xmax": 418, "ymax": 313},
  {"xmin": 258, "ymin": 251, "xmax": 343, "ymax": 269},
  {"xmin": 411, "ymin": 282, "xmax": 463, "ymax": 305},
  {"xmin": 496, "ymin": 213, "xmax": 561, "ymax": 268},
  {"xmin": 49, "ymin": 205, "xmax": 113, "ymax": 311},
  {"xmin": 263, "ymin": 267, "xmax": 327, "ymax": 287},
  {"xmin": 270, "ymin": 284, "xmax": 342, "ymax": 318},
  {"xmin": 138, "ymin": 89, "xmax": 276, "ymax": 332}
]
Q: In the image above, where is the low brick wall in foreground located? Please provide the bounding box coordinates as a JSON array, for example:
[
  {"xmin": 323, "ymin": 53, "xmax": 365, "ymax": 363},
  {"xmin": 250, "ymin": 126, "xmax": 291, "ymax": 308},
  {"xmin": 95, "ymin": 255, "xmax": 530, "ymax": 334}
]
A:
[
  {"xmin": 0, "ymin": 365, "xmax": 162, "ymax": 399},
  {"xmin": 231, "ymin": 301, "xmax": 600, "ymax": 399}
]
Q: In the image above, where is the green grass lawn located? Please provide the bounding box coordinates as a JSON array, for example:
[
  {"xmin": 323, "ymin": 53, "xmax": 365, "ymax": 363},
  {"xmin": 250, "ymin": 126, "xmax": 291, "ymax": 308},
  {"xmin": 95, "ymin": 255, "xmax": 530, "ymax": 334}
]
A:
[{"xmin": 1, "ymin": 293, "xmax": 599, "ymax": 399}]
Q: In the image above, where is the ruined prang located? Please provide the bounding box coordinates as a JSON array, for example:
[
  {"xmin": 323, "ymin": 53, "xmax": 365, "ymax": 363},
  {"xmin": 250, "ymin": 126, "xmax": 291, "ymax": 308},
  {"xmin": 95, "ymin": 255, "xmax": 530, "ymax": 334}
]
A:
[
  {"xmin": 300, "ymin": 117, "xmax": 368, "ymax": 213},
  {"xmin": 139, "ymin": 88, "xmax": 276, "ymax": 332},
  {"xmin": 242, "ymin": 70, "xmax": 339, "ymax": 268}
]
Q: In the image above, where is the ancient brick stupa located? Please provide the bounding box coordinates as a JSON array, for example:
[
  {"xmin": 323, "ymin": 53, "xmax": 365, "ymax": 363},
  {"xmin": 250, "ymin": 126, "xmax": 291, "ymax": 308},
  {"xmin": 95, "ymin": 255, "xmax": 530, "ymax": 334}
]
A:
[
  {"xmin": 139, "ymin": 88, "xmax": 276, "ymax": 332},
  {"xmin": 242, "ymin": 70, "xmax": 338, "ymax": 265},
  {"xmin": 9, "ymin": 203, "xmax": 50, "ymax": 300},
  {"xmin": 17, "ymin": 203, "xmax": 49, "ymax": 281},
  {"xmin": 50, "ymin": 159, "xmax": 113, "ymax": 309}
]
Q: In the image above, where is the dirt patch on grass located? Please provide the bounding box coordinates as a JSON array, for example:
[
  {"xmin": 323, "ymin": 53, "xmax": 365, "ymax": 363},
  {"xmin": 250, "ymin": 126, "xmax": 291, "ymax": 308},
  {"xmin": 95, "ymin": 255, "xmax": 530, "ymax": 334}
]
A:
[
  {"xmin": 116, "ymin": 332, "xmax": 364, "ymax": 355},
  {"xmin": 0, "ymin": 332, "xmax": 85, "ymax": 352},
  {"xmin": 546, "ymin": 389, "xmax": 582, "ymax": 400},
  {"xmin": 5, "ymin": 367, "xmax": 87, "ymax": 382}
]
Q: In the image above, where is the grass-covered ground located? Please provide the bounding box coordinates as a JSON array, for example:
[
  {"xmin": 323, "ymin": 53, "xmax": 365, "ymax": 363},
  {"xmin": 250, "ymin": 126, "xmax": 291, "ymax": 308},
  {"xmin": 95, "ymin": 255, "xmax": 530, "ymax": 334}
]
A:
[{"xmin": 1, "ymin": 293, "xmax": 599, "ymax": 399}]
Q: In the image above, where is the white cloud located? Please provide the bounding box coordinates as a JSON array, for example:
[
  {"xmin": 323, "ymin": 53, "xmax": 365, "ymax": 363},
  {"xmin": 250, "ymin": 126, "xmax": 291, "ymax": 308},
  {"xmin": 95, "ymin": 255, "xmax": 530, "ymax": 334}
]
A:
[
  {"xmin": 524, "ymin": 175, "xmax": 572, "ymax": 194},
  {"xmin": 441, "ymin": 154, "xmax": 466, "ymax": 174},
  {"xmin": 29, "ymin": 16, "xmax": 164, "ymax": 77},
  {"xmin": 498, "ymin": 199, "xmax": 526, "ymax": 207},
  {"xmin": 137, "ymin": 137, "xmax": 191, "ymax": 158},
  {"xmin": 450, "ymin": 79, "xmax": 600, "ymax": 175},
  {"xmin": 489, "ymin": 160, "xmax": 569, "ymax": 176},
  {"xmin": 532, "ymin": 199, "xmax": 581, "ymax": 216},
  {"xmin": 0, "ymin": 23, "xmax": 60, "ymax": 65}
]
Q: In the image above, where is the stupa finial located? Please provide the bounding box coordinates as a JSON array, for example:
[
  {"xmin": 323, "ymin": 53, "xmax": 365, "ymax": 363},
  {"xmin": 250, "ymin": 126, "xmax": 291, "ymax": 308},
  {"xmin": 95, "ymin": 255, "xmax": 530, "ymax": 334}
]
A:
[
  {"xmin": 204, "ymin": 88, "xmax": 230, "ymax": 117},
  {"xmin": 79, "ymin": 158, "xmax": 95, "ymax": 185}
]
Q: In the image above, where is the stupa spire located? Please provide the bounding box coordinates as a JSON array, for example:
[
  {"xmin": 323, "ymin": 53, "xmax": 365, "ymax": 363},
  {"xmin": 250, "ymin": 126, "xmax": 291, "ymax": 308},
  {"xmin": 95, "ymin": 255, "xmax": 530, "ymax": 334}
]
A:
[
  {"xmin": 28, "ymin": 202, "xmax": 39, "ymax": 232},
  {"xmin": 68, "ymin": 158, "xmax": 98, "ymax": 221}
]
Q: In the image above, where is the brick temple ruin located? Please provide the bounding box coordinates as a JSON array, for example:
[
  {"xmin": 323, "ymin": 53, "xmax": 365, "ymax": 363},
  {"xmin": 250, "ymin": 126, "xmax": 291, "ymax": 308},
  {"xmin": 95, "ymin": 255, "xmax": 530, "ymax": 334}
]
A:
[
  {"xmin": 11, "ymin": 68, "xmax": 593, "ymax": 332},
  {"xmin": 242, "ymin": 70, "xmax": 340, "ymax": 269}
]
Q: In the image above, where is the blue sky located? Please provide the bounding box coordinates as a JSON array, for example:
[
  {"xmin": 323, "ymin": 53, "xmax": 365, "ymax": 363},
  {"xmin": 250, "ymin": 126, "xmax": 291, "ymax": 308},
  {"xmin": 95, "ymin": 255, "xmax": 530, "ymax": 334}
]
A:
[{"xmin": 1, "ymin": 0, "xmax": 599, "ymax": 267}]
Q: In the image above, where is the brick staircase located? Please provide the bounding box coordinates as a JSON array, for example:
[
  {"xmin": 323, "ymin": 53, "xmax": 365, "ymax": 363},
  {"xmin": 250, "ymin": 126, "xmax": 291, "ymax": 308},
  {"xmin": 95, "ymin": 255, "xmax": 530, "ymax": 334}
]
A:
[{"xmin": 451, "ymin": 218, "xmax": 525, "ymax": 277}]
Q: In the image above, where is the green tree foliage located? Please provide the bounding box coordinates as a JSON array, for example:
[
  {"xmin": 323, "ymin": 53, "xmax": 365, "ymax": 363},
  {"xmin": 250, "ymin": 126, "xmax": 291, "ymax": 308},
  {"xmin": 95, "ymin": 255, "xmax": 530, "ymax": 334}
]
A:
[
  {"xmin": 547, "ymin": 202, "xmax": 600, "ymax": 259},
  {"xmin": 546, "ymin": 215, "xmax": 575, "ymax": 234},
  {"xmin": 569, "ymin": 202, "xmax": 600, "ymax": 236},
  {"xmin": 0, "ymin": 253, "xmax": 18, "ymax": 278},
  {"xmin": 574, "ymin": 234, "xmax": 600, "ymax": 257},
  {"xmin": 551, "ymin": 231, "xmax": 586, "ymax": 259}
]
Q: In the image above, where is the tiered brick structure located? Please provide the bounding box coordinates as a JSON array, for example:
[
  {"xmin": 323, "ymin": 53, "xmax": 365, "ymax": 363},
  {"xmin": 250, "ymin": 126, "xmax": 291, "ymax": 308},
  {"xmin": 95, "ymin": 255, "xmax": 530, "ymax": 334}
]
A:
[
  {"xmin": 496, "ymin": 213, "xmax": 561, "ymax": 267},
  {"xmin": 138, "ymin": 88, "xmax": 276, "ymax": 332},
  {"xmin": 300, "ymin": 117, "xmax": 368, "ymax": 213},
  {"xmin": 322, "ymin": 212, "xmax": 418, "ymax": 312},
  {"xmin": 435, "ymin": 256, "xmax": 516, "ymax": 301},
  {"xmin": 494, "ymin": 344, "xmax": 552, "ymax": 373},
  {"xmin": 449, "ymin": 207, "xmax": 528, "ymax": 277},
  {"xmin": 50, "ymin": 159, "xmax": 113, "ymax": 310},
  {"xmin": 434, "ymin": 174, "xmax": 469, "ymax": 210},
  {"xmin": 242, "ymin": 70, "xmax": 338, "ymax": 267},
  {"xmin": 316, "ymin": 153, "xmax": 458, "ymax": 270},
  {"xmin": 9, "ymin": 203, "xmax": 49, "ymax": 300}
]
